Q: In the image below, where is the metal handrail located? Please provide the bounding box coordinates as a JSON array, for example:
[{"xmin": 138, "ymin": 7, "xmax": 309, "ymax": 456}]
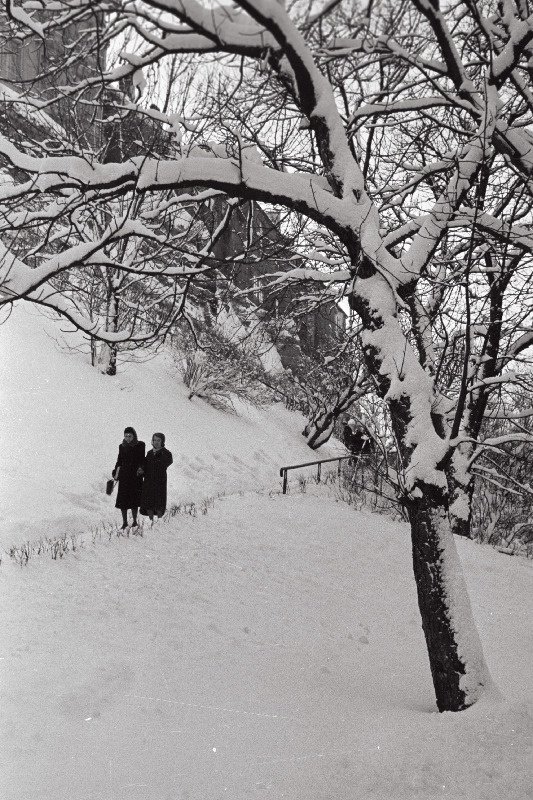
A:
[{"xmin": 279, "ymin": 454, "xmax": 359, "ymax": 494}]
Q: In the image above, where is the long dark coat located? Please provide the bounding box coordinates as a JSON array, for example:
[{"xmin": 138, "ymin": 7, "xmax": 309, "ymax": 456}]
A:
[
  {"xmin": 140, "ymin": 447, "xmax": 173, "ymax": 517},
  {"xmin": 343, "ymin": 426, "xmax": 373, "ymax": 456},
  {"xmin": 114, "ymin": 440, "xmax": 145, "ymax": 509}
]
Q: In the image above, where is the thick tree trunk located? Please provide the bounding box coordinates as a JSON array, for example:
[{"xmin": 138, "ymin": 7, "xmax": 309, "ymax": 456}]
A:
[
  {"xmin": 408, "ymin": 490, "xmax": 493, "ymax": 711},
  {"xmin": 448, "ymin": 478, "xmax": 474, "ymax": 539},
  {"xmin": 347, "ymin": 272, "xmax": 495, "ymax": 711}
]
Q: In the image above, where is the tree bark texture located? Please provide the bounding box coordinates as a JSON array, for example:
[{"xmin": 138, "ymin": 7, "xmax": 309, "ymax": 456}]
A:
[{"xmin": 408, "ymin": 493, "xmax": 492, "ymax": 711}]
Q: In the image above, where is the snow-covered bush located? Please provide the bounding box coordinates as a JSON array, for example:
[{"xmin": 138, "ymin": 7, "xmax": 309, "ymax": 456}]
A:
[{"xmin": 174, "ymin": 325, "xmax": 274, "ymax": 413}]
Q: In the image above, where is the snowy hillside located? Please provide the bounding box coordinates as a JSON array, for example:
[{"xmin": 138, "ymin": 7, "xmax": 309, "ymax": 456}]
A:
[
  {"xmin": 0, "ymin": 304, "xmax": 343, "ymax": 551},
  {"xmin": 1, "ymin": 304, "xmax": 532, "ymax": 800}
]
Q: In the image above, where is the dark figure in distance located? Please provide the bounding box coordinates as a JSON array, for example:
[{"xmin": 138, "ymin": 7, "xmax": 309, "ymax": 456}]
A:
[
  {"xmin": 113, "ymin": 426, "xmax": 145, "ymax": 529},
  {"xmin": 139, "ymin": 432, "xmax": 173, "ymax": 525},
  {"xmin": 343, "ymin": 419, "xmax": 373, "ymax": 459}
]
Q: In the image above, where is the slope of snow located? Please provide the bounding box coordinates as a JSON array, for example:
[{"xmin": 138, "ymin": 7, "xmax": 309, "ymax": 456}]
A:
[
  {"xmin": 1, "ymin": 304, "xmax": 532, "ymax": 800},
  {"xmin": 0, "ymin": 304, "xmax": 343, "ymax": 551}
]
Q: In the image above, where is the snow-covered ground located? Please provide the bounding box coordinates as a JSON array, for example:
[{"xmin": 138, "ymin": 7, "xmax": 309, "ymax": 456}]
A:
[
  {"xmin": 1, "ymin": 305, "xmax": 532, "ymax": 800},
  {"xmin": 0, "ymin": 304, "xmax": 343, "ymax": 552}
]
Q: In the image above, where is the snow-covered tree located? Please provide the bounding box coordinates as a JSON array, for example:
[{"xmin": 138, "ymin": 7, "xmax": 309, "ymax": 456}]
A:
[{"xmin": 4, "ymin": 0, "xmax": 533, "ymax": 711}]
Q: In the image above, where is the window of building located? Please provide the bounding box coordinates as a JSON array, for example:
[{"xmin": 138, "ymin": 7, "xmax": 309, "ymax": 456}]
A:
[{"xmin": 252, "ymin": 275, "xmax": 264, "ymax": 305}]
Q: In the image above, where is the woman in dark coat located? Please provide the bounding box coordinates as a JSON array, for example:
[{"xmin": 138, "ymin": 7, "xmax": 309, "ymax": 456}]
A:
[
  {"xmin": 139, "ymin": 432, "xmax": 173, "ymax": 524},
  {"xmin": 343, "ymin": 419, "xmax": 373, "ymax": 458},
  {"xmin": 112, "ymin": 426, "xmax": 145, "ymax": 529}
]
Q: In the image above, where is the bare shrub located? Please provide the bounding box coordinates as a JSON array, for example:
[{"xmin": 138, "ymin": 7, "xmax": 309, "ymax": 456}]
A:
[
  {"xmin": 336, "ymin": 458, "xmax": 406, "ymax": 521},
  {"xmin": 471, "ymin": 434, "xmax": 533, "ymax": 557},
  {"xmin": 174, "ymin": 325, "xmax": 275, "ymax": 412}
]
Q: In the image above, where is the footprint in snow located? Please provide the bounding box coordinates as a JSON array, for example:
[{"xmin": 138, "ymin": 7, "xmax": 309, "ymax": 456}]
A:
[{"xmin": 358, "ymin": 623, "xmax": 370, "ymax": 644}]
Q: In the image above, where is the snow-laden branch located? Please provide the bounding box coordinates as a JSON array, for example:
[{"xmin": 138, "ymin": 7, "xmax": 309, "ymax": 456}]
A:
[
  {"xmin": 401, "ymin": 87, "xmax": 500, "ymax": 280},
  {"xmin": 348, "ymin": 97, "xmax": 455, "ymax": 126},
  {"xmin": 5, "ymin": 0, "xmax": 44, "ymax": 38},
  {"xmin": 466, "ymin": 372, "xmax": 522, "ymax": 393},
  {"xmin": 493, "ymin": 122, "xmax": 533, "ymax": 186},
  {"xmin": 0, "ymin": 132, "xmax": 397, "ymax": 269},
  {"xmin": 0, "ymin": 240, "xmax": 186, "ymax": 343},
  {"xmin": 471, "ymin": 466, "xmax": 526, "ymax": 496},
  {"xmin": 267, "ymin": 267, "xmax": 351, "ymax": 286},
  {"xmin": 410, "ymin": 0, "xmax": 481, "ymax": 101},
  {"xmin": 485, "ymin": 406, "xmax": 533, "ymax": 419},
  {"xmin": 126, "ymin": 0, "xmax": 276, "ymax": 52},
  {"xmin": 490, "ymin": 13, "xmax": 533, "ymax": 86},
  {"xmin": 0, "ymin": 210, "xmax": 210, "ymax": 302},
  {"xmin": 500, "ymin": 332, "xmax": 533, "ymax": 366},
  {"xmin": 450, "ymin": 211, "xmax": 533, "ymax": 253},
  {"xmin": 232, "ymin": 0, "xmax": 369, "ymax": 207},
  {"xmin": 466, "ymin": 432, "xmax": 533, "ymax": 468},
  {"xmin": 141, "ymin": 189, "xmax": 226, "ymax": 220}
]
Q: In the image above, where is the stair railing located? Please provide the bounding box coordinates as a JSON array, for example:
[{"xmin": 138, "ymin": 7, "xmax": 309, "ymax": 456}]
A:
[{"xmin": 279, "ymin": 455, "xmax": 359, "ymax": 494}]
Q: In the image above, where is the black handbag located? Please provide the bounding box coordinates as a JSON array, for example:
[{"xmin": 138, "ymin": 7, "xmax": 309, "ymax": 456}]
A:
[{"xmin": 106, "ymin": 479, "xmax": 116, "ymax": 496}]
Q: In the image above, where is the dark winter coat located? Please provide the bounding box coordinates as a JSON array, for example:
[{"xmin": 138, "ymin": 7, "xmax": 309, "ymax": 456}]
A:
[
  {"xmin": 140, "ymin": 447, "xmax": 173, "ymax": 517},
  {"xmin": 343, "ymin": 426, "xmax": 373, "ymax": 457},
  {"xmin": 113, "ymin": 440, "xmax": 146, "ymax": 509}
]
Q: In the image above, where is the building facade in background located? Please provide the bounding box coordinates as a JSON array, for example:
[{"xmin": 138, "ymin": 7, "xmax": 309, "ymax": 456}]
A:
[{"xmin": 0, "ymin": 7, "xmax": 346, "ymax": 372}]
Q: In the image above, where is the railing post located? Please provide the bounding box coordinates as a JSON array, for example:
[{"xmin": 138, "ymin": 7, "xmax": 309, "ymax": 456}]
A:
[
  {"xmin": 317, "ymin": 462, "xmax": 322, "ymax": 483},
  {"xmin": 282, "ymin": 469, "xmax": 288, "ymax": 494}
]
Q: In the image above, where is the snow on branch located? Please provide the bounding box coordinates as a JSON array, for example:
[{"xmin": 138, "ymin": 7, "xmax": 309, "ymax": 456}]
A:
[
  {"xmin": 6, "ymin": 0, "xmax": 44, "ymax": 38},
  {"xmin": 466, "ymin": 372, "xmax": 522, "ymax": 393},
  {"xmin": 501, "ymin": 332, "xmax": 533, "ymax": 365},
  {"xmin": 234, "ymin": 0, "xmax": 368, "ymax": 203},
  {"xmin": 400, "ymin": 117, "xmax": 497, "ymax": 281},
  {"xmin": 461, "ymin": 211, "xmax": 533, "ymax": 253},
  {"xmin": 0, "ymin": 133, "xmax": 384, "ymax": 249},
  {"xmin": 466, "ymin": 433, "xmax": 533, "ymax": 465},
  {"xmin": 485, "ymin": 406, "xmax": 533, "ymax": 420},
  {"xmin": 410, "ymin": 0, "xmax": 478, "ymax": 96},
  {"xmin": 129, "ymin": 0, "xmax": 277, "ymax": 52},
  {"xmin": 267, "ymin": 266, "xmax": 351, "ymax": 286},
  {"xmin": 490, "ymin": 14, "xmax": 533, "ymax": 86},
  {"xmin": 348, "ymin": 97, "xmax": 454, "ymax": 126},
  {"xmin": 0, "ymin": 241, "xmax": 186, "ymax": 343}
]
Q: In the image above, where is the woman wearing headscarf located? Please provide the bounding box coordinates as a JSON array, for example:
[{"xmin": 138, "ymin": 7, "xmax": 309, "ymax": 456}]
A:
[
  {"xmin": 139, "ymin": 432, "xmax": 173, "ymax": 524},
  {"xmin": 112, "ymin": 426, "xmax": 146, "ymax": 529}
]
